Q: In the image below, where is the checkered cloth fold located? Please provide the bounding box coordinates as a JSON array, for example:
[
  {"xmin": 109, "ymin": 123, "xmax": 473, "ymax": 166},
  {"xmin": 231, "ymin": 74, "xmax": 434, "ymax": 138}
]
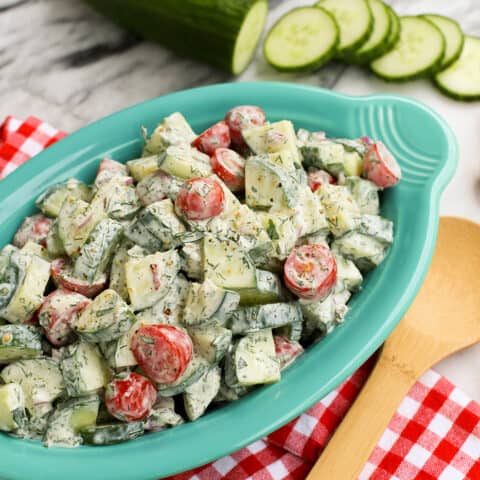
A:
[{"xmin": 1, "ymin": 116, "xmax": 478, "ymax": 480}]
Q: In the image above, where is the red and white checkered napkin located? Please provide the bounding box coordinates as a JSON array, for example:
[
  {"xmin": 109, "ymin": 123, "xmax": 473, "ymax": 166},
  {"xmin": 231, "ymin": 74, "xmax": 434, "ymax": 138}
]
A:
[
  {"xmin": 1, "ymin": 116, "xmax": 479, "ymax": 480},
  {"xmin": 0, "ymin": 115, "xmax": 66, "ymax": 179}
]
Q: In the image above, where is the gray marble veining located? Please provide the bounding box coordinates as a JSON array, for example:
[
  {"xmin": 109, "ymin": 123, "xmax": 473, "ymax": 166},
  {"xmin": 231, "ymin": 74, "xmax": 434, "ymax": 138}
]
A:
[{"xmin": 0, "ymin": 0, "xmax": 478, "ymax": 132}]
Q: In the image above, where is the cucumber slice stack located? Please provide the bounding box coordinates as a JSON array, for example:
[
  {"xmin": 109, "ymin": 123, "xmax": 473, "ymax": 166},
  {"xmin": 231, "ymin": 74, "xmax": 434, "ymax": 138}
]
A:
[
  {"xmin": 263, "ymin": 0, "xmax": 478, "ymax": 102},
  {"xmin": 343, "ymin": 0, "xmax": 392, "ymax": 64},
  {"xmin": 316, "ymin": 0, "xmax": 373, "ymax": 56},
  {"xmin": 263, "ymin": 7, "xmax": 339, "ymax": 72}
]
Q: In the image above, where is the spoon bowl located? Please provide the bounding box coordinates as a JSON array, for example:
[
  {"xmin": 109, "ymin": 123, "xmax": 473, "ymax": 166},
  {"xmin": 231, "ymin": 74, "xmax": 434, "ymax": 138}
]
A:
[{"xmin": 308, "ymin": 217, "xmax": 480, "ymax": 480}]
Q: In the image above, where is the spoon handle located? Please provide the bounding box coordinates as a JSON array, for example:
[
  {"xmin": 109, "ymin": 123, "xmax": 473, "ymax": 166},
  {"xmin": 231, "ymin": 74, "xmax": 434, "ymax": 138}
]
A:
[{"xmin": 306, "ymin": 348, "xmax": 419, "ymax": 480}]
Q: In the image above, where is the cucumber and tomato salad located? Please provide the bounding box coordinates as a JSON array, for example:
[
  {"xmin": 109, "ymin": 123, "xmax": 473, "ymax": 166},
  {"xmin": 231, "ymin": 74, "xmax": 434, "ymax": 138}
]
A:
[
  {"xmin": 0, "ymin": 104, "xmax": 400, "ymax": 448},
  {"xmin": 263, "ymin": 0, "xmax": 479, "ymax": 101}
]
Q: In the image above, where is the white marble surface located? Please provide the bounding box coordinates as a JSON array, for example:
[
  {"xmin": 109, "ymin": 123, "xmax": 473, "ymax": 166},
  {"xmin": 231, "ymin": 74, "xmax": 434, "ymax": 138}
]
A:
[{"xmin": 1, "ymin": 0, "xmax": 480, "ymax": 400}]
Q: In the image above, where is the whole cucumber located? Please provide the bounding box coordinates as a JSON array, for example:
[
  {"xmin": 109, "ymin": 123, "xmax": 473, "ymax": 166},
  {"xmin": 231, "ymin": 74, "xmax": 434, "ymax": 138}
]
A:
[{"xmin": 85, "ymin": 0, "xmax": 268, "ymax": 74}]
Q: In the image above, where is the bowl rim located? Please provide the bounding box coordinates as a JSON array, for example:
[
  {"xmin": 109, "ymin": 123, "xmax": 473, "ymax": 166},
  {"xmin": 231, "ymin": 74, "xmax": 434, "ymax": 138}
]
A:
[{"xmin": 0, "ymin": 82, "xmax": 457, "ymax": 480}]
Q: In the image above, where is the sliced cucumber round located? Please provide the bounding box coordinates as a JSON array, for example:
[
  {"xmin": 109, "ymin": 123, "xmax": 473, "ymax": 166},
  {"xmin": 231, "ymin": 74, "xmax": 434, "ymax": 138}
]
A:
[
  {"xmin": 434, "ymin": 36, "xmax": 480, "ymax": 101},
  {"xmin": 344, "ymin": 0, "xmax": 391, "ymax": 64},
  {"xmin": 263, "ymin": 7, "xmax": 339, "ymax": 72},
  {"xmin": 316, "ymin": 0, "xmax": 373, "ymax": 55},
  {"xmin": 371, "ymin": 16, "xmax": 445, "ymax": 81},
  {"xmin": 422, "ymin": 14, "xmax": 464, "ymax": 70}
]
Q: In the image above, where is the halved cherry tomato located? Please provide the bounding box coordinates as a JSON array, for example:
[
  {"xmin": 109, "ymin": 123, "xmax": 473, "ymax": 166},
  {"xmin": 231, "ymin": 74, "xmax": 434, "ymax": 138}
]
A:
[
  {"xmin": 274, "ymin": 336, "xmax": 304, "ymax": 370},
  {"xmin": 210, "ymin": 148, "xmax": 246, "ymax": 192},
  {"xmin": 131, "ymin": 324, "xmax": 193, "ymax": 384},
  {"xmin": 284, "ymin": 244, "xmax": 337, "ymax": 301},
  {"xmin": 192, "ymin": 121, "xmax": 230, "ymax": 155},
  {"xmin": 38, "ymin": 289, "xmax": 90, "ymax": 346},
  {"xmin": 363, "ymin": 141, "xmax": 401, "ymax": 188},
  {"xmin": 224, "ymin": 105, "xmax": 266, "ymax": 147},
  {"xmin": 307, "ymin": 170, "xmax": 336, "ymax": 192},
  {"xmin": 105, "ymin": 372, "xmax": 157, "ymax": 422},
  {"xmin": 50, "ymin": 258, "xmax": 107, "ymax": 298},
  {"xmin": 13, "ymin": 214, "xmax": 53, "ymax": 248},
  {"xmin": 175, "ymin": 177, "xmax": 225, "ymax": 221}
]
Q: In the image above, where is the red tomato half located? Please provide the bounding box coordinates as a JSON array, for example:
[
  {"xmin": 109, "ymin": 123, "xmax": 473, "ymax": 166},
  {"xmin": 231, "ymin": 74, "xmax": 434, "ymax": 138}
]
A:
[
  {"xmin": 284, "ymin": 244, "xmax": 337, "ymax": 301},
  {"xmin": 307, "ymin": 170, "xmax": 336, "ymax": 192},
  {"xmin": 13, "ymin": 214, "xmax": 52, "ymax": 248},
  {"xmin": 38, "ymin": 289, "xmax": 90, "ymax": 346},
  {"xmin": 363, "ymin": 141, "xmax": 401, "ymax": 188},
  {"xmin": 274, "ymin": 336, "xmax": 304, "ymax": 370},
  {"xmin": 210, "ymin": 148, "xmax": 246, "ymax": 192},
  {"xmin": 50, "ymin": 258, "xmax": 106, "ymax": 298},
  {"xmin": 192, "ymin": 121, "xmax": 230, "ymax": 155},
  {"xmin": 224, "ymin": 105, "xmax": 266, "ymax": 147},
  {"xmin": 105, "ymin": 372, "xmax": 157, "ymax": 422},
  {"xmin": 131, "ymin": 324, "xmax": 193, "ymax": 385},
  {"xmin": 175, "ymin": 177, "xmax": 225, "ymax": 221}
]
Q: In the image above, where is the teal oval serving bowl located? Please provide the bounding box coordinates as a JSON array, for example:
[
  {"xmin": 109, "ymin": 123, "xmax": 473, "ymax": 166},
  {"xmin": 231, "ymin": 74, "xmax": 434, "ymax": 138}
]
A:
[{"xmin": 0, "ymin": 82, "xmax": 456, "ymax": 480}]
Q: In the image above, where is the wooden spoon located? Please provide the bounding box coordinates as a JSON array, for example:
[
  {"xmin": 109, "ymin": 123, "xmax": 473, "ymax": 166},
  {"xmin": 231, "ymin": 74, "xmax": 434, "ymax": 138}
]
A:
[{"xmin": 307, "ymin": 217, "xmax": 480, "ymax": 480}]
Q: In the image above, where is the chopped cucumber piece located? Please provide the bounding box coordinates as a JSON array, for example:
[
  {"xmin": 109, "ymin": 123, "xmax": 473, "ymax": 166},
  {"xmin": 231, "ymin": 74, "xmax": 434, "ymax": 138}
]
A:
[
  {"xmin": 0, "ymin": 383, "xmax": 27, "ymax": 432},
  {"xmin": 332, "ymin": 231, "xmax": 387, "ymax": 271},
  {"xmin": 345, "ymin": 177, "xmax": 380, "ymax": 215},
  {"xmin": 60, "ymin": 341, "xmax": 110, "ymax": 397},
  {"xmin": 422, "ymin": 14, "xmax": 464, "ymax": 70},
  {"xmin": 183, "ymin": 366, "xmax": 221, "ymax": 421},
  {"xmin": 73, "ymin": 219, "xmax": 124, "ymax": 283},
  {"xmin": 229, "ymin": 302, "xmax": 302, "ymax": 335},
  {"xmin": 203, "ymin": 234, "xmax": 256, "ymax": 291},
  {"xmin": 0, "ymin": 324, "xmax": 42, "ymax": 363},
  {"xmin": 157, "ymin": 353, "xmax": 210, "ymax": 396},
  {"xmin": 73, "ymin": 289, "xmax": 135, "ymax": 343},
  {"xmin": 434, "ymin": 36, "xmax": 480, "ymax": 101},
  {"xmin": 371, "ymin": 16, "xmax": 445, "ymax": 81},
  {"xmin": 143, "ymin": 112, "xmax": 196, "ymax": 156},
  {"xmin": 242, "ymin": 121, "xmax": 301, "ymax": 167},
  {"xmin": 1, "ymin": 358, "xmax": 65, "ymax": 412},
  {"xmin": 300, "ymin": 295, "xmax": 336, "ymax": 336},
  {"xmin": 125, "ymin": 199, "xmax": 186, "ymax": 252},
  {"xmin": 109, "ymin": 242, "xmax": 131, "ymax": 301},
  {"xmin": 1, "ymin": 254, "xmax": 50, "ymax": 324},
  {"xmin": 357, "ymin": 214, "xmax": 393, "ymax": 245},
  {"xmin": 44, "ymin": 395, "xmax": 99, "ymax": 448},
  {"xmin": 127, "ymin": 155, "xmax": 159, "ymax": 181},
  {"xmin": 187, "ymin": 324, "xmax": 232, "ymax": 364},
  {"xmin": 316, "ymin": 0, "xmax": 373, "ymax": 55},
  {"xmin": 237, "ymin": 269, "xmax": 287, "ymax": 306},
  {"xmin": 245, "ymin": 155, "xmax": 300, "ymax": 210},
  {"xmin": 226, "ymin": 329, "xmax": 280, "ymax": 387},
  {"xmin": 80, "ymin": 422, "xmax": 144, "ymax": 445},
  {"xmin": 183, "ymin": 279, "xmax": 240, "ymax": 327},
  {"xmin": 125, "ymin": 249, "xmax": 180, "ymax": 311},
  {"xmin": 36, "ymin": 179, "xmax": 91, "ymax": 218},
  {"xmin": 264, "ymin": 6, "xmax": 338, "ymax": 72},
  {"xmin": 317, "ymin": 184, "xmax": 361, "ymax": 237},
  {"xmin": 335, "ymin": 254, "xmax": 363, "ymax": 292},
  {"xmin": 158, "ymin": 144, "xmax": 212, "ymax": 179}
]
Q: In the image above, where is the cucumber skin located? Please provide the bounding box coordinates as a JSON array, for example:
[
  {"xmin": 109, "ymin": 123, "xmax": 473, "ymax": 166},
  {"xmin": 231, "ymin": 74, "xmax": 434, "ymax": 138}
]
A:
[
  {"xmin": 371, "ymin": 16, "xmax": 446, "ymax": 82},
  {"xmin": 421, "ymin": 14, "xmax": 464, "ymax": 71},
  {"xmin": 84, "ymin": 0, "xmax": 267, "ymax": 74},
  {"xmin": 383, "ymin": 6, "xmax": 401, "ymax": 54},
  {"xmin": 263, "ymin": 7, "xmax": 339, "ymax": 73},
  {"xmin": 343, "ymin": 0, "xmax": 393, "ymax": 65},
  {"xmin": 433, "ymin": 80, "xmax": 480, "ymax": 102}
]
